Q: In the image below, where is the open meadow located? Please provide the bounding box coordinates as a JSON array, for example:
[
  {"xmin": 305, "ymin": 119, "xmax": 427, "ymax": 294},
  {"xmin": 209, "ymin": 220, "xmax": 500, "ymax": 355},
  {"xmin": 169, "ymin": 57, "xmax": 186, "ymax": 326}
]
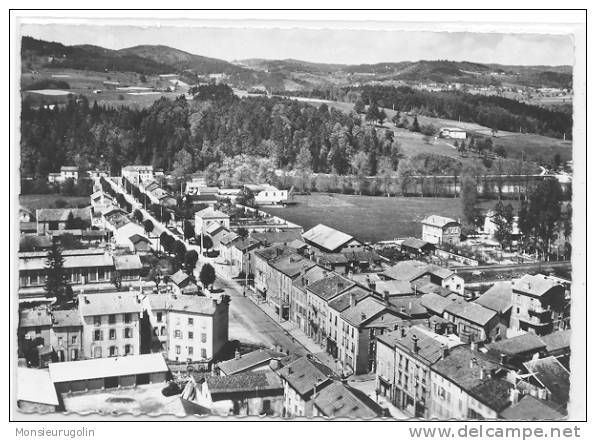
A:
[{"xmin": 19, "ymin": 194, "xmax": 91, "ymax": 210}]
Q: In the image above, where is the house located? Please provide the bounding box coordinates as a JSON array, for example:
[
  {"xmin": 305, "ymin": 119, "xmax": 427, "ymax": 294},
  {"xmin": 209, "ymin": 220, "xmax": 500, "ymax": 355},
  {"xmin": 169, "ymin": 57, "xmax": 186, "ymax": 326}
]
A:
[
  {"xmin": 429, "ymin": 345, "xmax": 513, "ymax": 420},
  {"xmin": 381, "ymin": 261, "xmax": 464, "ymax": 295},
  {"xmin": 229, "ymin": 237, "xmax": 262, "ymax": 278},
  {"xmin": 277, "ymin": 356, "xmax": 338, "ymax": 417},
  {"xmin": 108, "ymin": 218, "xmax": 146, "ymax": 250},
  {"xmin": 169, "ymin": 269, "xmax": 200, "ymax": 295},
  {"xmin": 314, "ymin": 252, "xmax": 349, "ymax": 274},
  {"xmin": 486, "ymin": 333, "xmax": 546, "ymax": 369},
  {"xmin": 47, "ymin": 172, "xmax": 61, "ymax": 183},
  {"xmin": 113, "ymin": 254, "xmax": 143, "ymax": 282},
  {"xmin": 17, "ymin": 367, "xmax": 60, "ymax": 413},
  {"xmin": 338, "ymin": 297, "xmax": 402, "ymax": 374},
  {"xmin": 499, "ymin": 394, "xmax": 566, "ymax": 420},
  {"xmin": 510, "ymin": 274, "xmax": 567, "ymax": 336},
  {"xmin": 129, "ymin": 234, "xmax": 152, "ymax": 254},
  {"xmin": 421, "ymin": 215, "xmax": 461, "ymax": 245},
  {"xmin": 218, "ymin": 231, "xmax": 241, "ymax": 263},
  {"xmin": 474, "ymin": 281, "xmax": 513, "ymax": 326},
  {"xmin": 443, "ymin": 300, "xmax": 501, "ymax": 343},
  {"xmin": 216, "ymin": 349, "xmax": 286, "ymax": 376},
  {"xmin": 121, "ymin": 165, "xmax": 154, "ymax": 185},
  {"xmin": 60, "ymin": 166, "xmax": 79, "ymax": 182},
  {"xmin": 78, "ymin": 292, "xmax": 143, "ymax": 359},
  {"xmin": 400, "ymin": 237, "xmax": 436, "ymax": 256},
  {"xmin": 291, "ymin": 265, "xmax": 330, "ymax": 333},
  {"xmin": 51, "ymin": 309, "xmax": 83, "ymax": 362},
  {"xmin": 539, "ymin": 330, "xmax": 571, "ymax": 361},
  {"xmin": 251, "ymin": 246, "xmax": 295, "ymax": 301},
  {"xmin": 49, "ymin": 353, "xmax": 169, "ymax": 394},
  {"xmin": 312, "ymin": 380, "xmax": 385, "ymax": 419},
  {"xmin": 244, "ymin": 184, "xmax": 288, "ymax": 205},
  {"xmin": 439, "ymin": 127, "xmax": 467, "ymax": 139},
  {"xmin": 195, "ymin": 207, "xmax": 230, "ymax": 235},
  {"xmin": 523, "ymin": 356, "xmax": 570, "ymax": 409},
  {"xmin": 90, "ymin": 191, "xmax": 115, "ymax": 215},
  {"xmin": 182, "ymin": 370, "xmax": 284, "ymax": 416},
  {"xmin": 86, "ymin": 169, "xmax": 109, "ymax": 179},
  {"xmin": 267, "ymin": 253, "xmax": 316, "ymax": 322},
  {"xmin": 376, "ymin": 325, "xmax": 462, "ymax": 417},
  {"xmin": 36, "ymin": 207, "xmax": 92, "ymax": 234},
  {"xmin": 18, "ymin": 307, "xmax": 53, "ymax": 361},
  {"xmin": 302, "ymin": 224, "xmax": 364, "ymax": 254},
  {"xmin": 420, "ymin": 292, "xmax": 454, "ymax": 316}
]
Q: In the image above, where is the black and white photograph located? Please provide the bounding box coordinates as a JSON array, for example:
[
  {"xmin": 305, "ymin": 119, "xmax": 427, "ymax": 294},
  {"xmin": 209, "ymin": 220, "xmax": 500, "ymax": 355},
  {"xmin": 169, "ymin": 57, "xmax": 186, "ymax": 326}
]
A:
[{"xmin": 8, "ymin": 8, "xmax": 587, "ymax": 429}]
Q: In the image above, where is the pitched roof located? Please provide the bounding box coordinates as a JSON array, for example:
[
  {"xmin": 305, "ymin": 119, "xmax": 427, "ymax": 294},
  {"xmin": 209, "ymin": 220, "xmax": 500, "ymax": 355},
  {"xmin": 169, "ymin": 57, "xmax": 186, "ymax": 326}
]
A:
[
  {"xmin": 387, "ymin": 296, "xmax": 428, "ymax": 317},
  {"xmin": 167, "ymin": 295, "xmax": 221, "ymax": 316},
  {"xmin": 474, "ymin": 282, "xmax": 513, "ymax": 314},
  {"xmin": 444, "ymin": 300, "xmax": 497, "ymax": 326},
  {"xmin": 307, "ymin": 273, "xmax": 355, "ymax": 301},
  {"xmin": 251, "ymin": 230, "xmax": 302, "ymax": 246},
  {"xmin": 500, "ymin": 394, "xmax": 566, "ymax": 420},
  {"xmin": 128, "ymin": 234, "xmax": 150, "ymax": 245},
  {"xmin": 233, "ymin": 237, "xmax": 261, "ymax": 252},
  {"xmin": 468, "ymin": 378, "xmax": 513, "ymax": 412},
  {"xmin": 381, "ymin": 260, "xmax": 428, "ymax": 281},
  {"xmin": 420, "ymin": 292, "xmax": 453, "ymax": 315},
  {"xmin": 52, "ymin": 309, "xmax": 82, "ymax": 328},
  {"xmin": 49, "ymin": 353, "xmax": 168, "ymax": 383},
  {"xmin": 19, "ymin": 235, "xmax": 53, "ymax": 250},
  {"xmin": 270, "ymin": 253, "xmax": 315, "ymax": 278},
  {"xmin": 313, "ymin": 381, "xmax": 384, "ymax": 419},
  {"xmin": 60, "ymin": 166, "xmax": 78, "ymax": 171},
  {"xmin": 19, "ymin": 308, "xmax": 52, "ymax": 328},
  {"xmin": 113, "ymin": 254, "xmax": 143, "ymax": 271},
  {"xmin": 287, "ymin": 239, "xmax": 307, "ymax": 250},
  {"xmin": 204, "ymin": 371, "xmax": 283, "ymax": 396},
  {"xmin": 217, "ymin": 349, "xmax": 286, "ymax": 376},
  {"xmin": 513, "ymin": 274, "xmax": 563, "ymax": 298},
  {"xmin": 539, "ymin": 330, "xmax": 571, "ymax": 354},
  {"xmin": 78, "ymin": 292, "xmax": 144, "ymax": 316},
  {"xmin": 340, "ymin": 297, "xmax": 387, "ymax": 327},
  {"xmin": 36, "ymin": 207, "xmax": 91, "ymax": 223},
  {"xmin": 302, "ymin": 224, "xmax": 356, "ymax": 252},
  {"xmin": 205, "ymin": 222, "xmax": 226, "ymax": 235},
  {"xmin": 292, "ymin": 265, "xmax": 330, "ymax": 291},
  {"xmin": 432, "ymin": 346, "xmax": 500, "ymax": 392},
  {"xmin": 374, "ymin": 280, "xmax": 413, "ymax": 296},
  {"xmin": 328, "ymin": 287, "xmax": 371, "ymax": 313},
  {"xmin": 170, "ymin": 269, "xmax": 191, "ymax": 287},
  {"xmin": 523, "ymin": 356, "xmax": 570, "ymax": 406},
  {"xmin": 422, "ymin": 215, "xmax": 459, "ymax": 228},
  {"xmin": 196, "ymin": 207, "xmax": 229, "ymax": 220},
  {"xmin": 17, "ymin": 367, "xmax": 59, "ymax": 406},
  {"xmin": 219, "ymin": 231, "xmax": 240, "ymax": 246},
  {"xmin": 401, "ymin": 237, "xmax": 434, "ymax": 251},
  {"xmin": 277, "ymin": 356, "xmax": 338, "ymax": 397},
  {"xmin": 487, "ymin": 333, "xmax": 546, "ymax": 357},
  {"xmin": 316, "ymin": 252, "xmax": 349, "ymax": 265}
]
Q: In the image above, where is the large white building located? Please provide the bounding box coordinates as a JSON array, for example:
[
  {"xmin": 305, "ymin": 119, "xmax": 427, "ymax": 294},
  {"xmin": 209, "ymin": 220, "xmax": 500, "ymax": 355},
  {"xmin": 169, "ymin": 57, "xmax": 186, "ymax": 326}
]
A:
[
  {"xmin": 195, "ymin": 207, "xmax": 230, "ymax": 235},
  {"xmin": 121, "ymin": 165, "xmax": 154, "ymax": 185},
  {"xmin": 244, "ymin": 184, "xmax": 288, "ymax": 205},
  {"xmin": 421, "ymin": 215, "xmax": 461, "ymax": 245}
]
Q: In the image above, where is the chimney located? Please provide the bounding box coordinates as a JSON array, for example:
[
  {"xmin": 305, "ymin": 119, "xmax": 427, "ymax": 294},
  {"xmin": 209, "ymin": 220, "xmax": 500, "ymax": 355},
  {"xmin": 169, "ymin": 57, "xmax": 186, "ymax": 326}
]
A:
[
  {"xmin": 350, "ymin": 292, "xmax": 357, "ymax": 307},
  {"xmin": 412, "ymin": 334, "xmax": 419, "ymax": 353},
  {"xmin": 400, "ymin": 326, "xmax": 406, "ymax": 337},
  {"xmin": 469, "ymin": 357, "xmax": 478, "ymax": 369},
  {"xmin": 479, "ymin": 368, "xmax": 485, "ymax": 380},
  {"xmin": 84, "ymin": 296, "xmax": 89, "ymax": 304},
  {"xmin": 441, "ymin": 344, "xmax": 449, "ymax": 359},
  {"xmin": 382, "ymin": 290, "xmax": 389, "ymax": 303},
  {"xmin": 470, "ymin": 341, "xmax": 477, "ymax": 352},
  {"xmin": 509, "ymin": 388, "xmax": 520, "ymax": 405},
  {"xmin": 234, "ymin": 349, "xmax": 240, "ymax": 360},
  {"xmin": 361, "ymin": 312, "xmax": 366, "ymax": 321},
  {"xmin": 288, "ymin": 366, "xmax": 293, "ymax": 374}
]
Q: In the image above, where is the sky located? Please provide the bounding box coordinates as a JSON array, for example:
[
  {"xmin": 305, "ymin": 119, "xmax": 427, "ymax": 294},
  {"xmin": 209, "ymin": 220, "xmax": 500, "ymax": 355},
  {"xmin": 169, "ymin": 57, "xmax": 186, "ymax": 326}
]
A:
[{"xmin": 20, "ymin": 23, "xmax": 574, "ymax": 66}]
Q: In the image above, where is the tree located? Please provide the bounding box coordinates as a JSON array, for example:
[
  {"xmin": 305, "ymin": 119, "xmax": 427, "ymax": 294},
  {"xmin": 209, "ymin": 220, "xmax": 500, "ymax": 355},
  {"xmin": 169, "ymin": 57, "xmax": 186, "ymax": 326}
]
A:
[
  {"xmin": 174, "ymin": 240, "xmax": 187, "ymax": 262},
  {"xmin": 146, "ymin": 265, "xmax": 165, "ymax": 289},
  {"xmin": 237, "ymin": 188, "xmax": 255, "ymax": 206},
  {"xmin": 353, "ymin": 99, "xmax": 366, "ymax": 114},
  {"xmin": 199, "ymin": 263, "xmax": 216, "ymax": 290},
  {"xmin": 184, "ymin": 250, "xmax": 199, "ymax": 275},
  {"xmin": 45, "ymin": 238, "xmax": 72, "ymax": 306},
  {"xmin": 143, "ymin": 219, "xmax": 154, "ymax": 235},
  {"xmin": 65, "ymin": 212, "xmax": 85, "ymax": 230},
  {"xmin": 397, "ymin": 158, "xmax": 416, "ymax": 195},
  {"xmin": 133, "ymin": 209, "xmax": 144, "ymax": 223},
  {"xmin": 365, "ymin": 101, "xmax": 380, "ymax": 125},
  {"xmin": 201, "ymin": 235, "xmax": 214, "ymax": 252},
  {"xmin": 460, "ymin": 174, "xmax": 478, "ymax": 225},
  {"xmin": 111, "ymin": 271, "xmax": 122, "ymax": 290},
  {"xmin": 377, "ymin": 109, "xmax": 387, "ymax": 126},
  {"xmin": 183, "ymin": 220, "xmax": 195, "ymax": 241},
  {"xmin": 236, "ymin": 227, "xmax": 249, "ymax": 239},
  {"xmin": 409, "ymin": 115, "xmax": 421, "ymax": 133},
  {"xmin": 160, "ymin": 232, "xmax": 174, "ymax": 253},
  {"xmin": 492, "ymin": 200, "xmax": 514, "ymax": 249}
]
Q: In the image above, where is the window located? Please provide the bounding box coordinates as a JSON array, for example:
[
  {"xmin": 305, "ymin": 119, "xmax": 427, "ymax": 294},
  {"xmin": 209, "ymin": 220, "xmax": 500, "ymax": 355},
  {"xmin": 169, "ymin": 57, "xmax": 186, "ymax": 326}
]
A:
[
  {"xmin": 160, "ymin": 326, "xmax": 166, "ymax": 336},
  {"xmin": 124, "ymin": 313, "xmax": 132, "ymax": 324},
  {"xmin": 175, "ymin": 330, "xmax": 182, "ymax": 338},
  {"xmin": 98, "ymin": 269, "xmax": 106, "ymax": 280},
  {"xmin": 108, "ymin": 314, "xmax": 116, "ymax": 324},
  {"xmin": 94, "ymin": 330, "xmax": 102, "ymax": 341},
  {"xmin": 109, "ymin": 329, "xmax": 116, "ymax": 340},
  {"xmin": 188, "ymin": 318, "xmax": 194, "ymax": 326},
  {"xmin": 58, "ymin": 337, "xmax": 63, "ymax": 346},
  {"xmin": 157, "ymin": 312, "xmax": 163, "ymax": 322},
  {"xmin": 125, "ymin": 344, "xmax": 132, "ymax": 355},
  {"xmin": 188, "ymin": 346, "xmax": 194, "ymax": 356},
  {"xmin": 71, "ymin": 335, "xmax": 77, "ymax": 344},
  {"xmin": 188, "ymin": 331, "xmax": 194, "ymax": 339},
  {"xmin": 201, "ymin": 333, "xmax": 207, "ymax": 343},
  {"xmin": 71, "ymin": 349, "xmax": 78, "ymax": 360},
  {"xmin": 35, "ymin": 327, "xmax": 41, "ymax": 335},
  {"xmin": 175, "ymin": 345, "xmax": 181, "ymax": 355},
  {"xmin": 109, "ymin": 346, "xmax": 117, "ymax": 357},
  {"xmin": 201, "ymin": 348, "xmax": 207, "ymax": 359},
  {"xmin": 124, "ymin": 328, "xmax": 132, "ymax": 338}
]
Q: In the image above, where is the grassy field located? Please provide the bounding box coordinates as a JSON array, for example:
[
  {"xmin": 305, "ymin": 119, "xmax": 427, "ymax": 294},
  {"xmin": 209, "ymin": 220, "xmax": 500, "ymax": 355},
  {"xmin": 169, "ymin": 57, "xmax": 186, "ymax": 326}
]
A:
[
  {"xmin": 260, "ymin": 193, "xmax": 506, "ymax": 243},
  {"xmin": 20, "ymin": 194, "xmax": 91, "ymax": 210}
]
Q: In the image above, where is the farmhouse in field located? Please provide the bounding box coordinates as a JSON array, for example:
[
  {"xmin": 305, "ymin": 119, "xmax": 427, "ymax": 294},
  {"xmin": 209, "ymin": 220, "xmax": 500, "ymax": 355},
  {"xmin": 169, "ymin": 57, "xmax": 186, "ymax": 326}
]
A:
[
  {"xmin": 421, "ymin": 215, "xmax": 461, "ymax": 245},
  {"xmin": 244, "ymin": 184, "xmax": 288, "ymax": 205},
  {"xmin": 439, "ymin": 127, "xmax": 467, "ymax": 139},
  {"xmin": 302, "ymin": 224, "xmax": 363, "ymax": 254}
]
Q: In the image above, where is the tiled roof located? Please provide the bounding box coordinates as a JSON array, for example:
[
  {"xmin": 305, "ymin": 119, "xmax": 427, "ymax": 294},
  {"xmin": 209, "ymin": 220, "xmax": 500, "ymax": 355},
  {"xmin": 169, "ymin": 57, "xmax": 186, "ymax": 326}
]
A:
[
  {"xmin": 381, "ymin": 260, "xmax": 427, "ymax": 281},
  {"xmin": 168, "ymin": 295, "xmax": 221, "ymax": 316},
  {"xmin": 219, "ymin": 231, "xmax": 240, "ymax": 246},
  {"xmin": 432, "ymin": 345, "xmax": 500, "ymax": 392},
  {"xmin": 196, "ymin": 207, "xmax": 229, "ymax": 219},
  {"xmin": 374, "ymin": 280, "xmax": 413, "ymax": 296},
  {"xmin": 500, "ymin": 394, "xmax": 566, "ymax": 420},
  {"xmin": 36, "ymin": 207, "xmax": 91, "ymax": 223},
  {"xmin": 205, "ymin": 370, "xmax": 283, "ymax": 396},
  {"xmin": 253, "ymin": 245, "xmax": 293, "ymax": 262},
  {"xmin": 49, "ymin": 354, "xmax": 167, "ymax": 383},
  {"xmin": 420, "ymin": 292, "xmax": 453, "ymax": 315},
  {"xmin": 277, "ymin": 356, "xmax": 338, "ymax": 397},
  {"xmin": 205, "ymin": 222, "xmax": 226, "ymax": 235},
  {"xmin": 444, "ymin": 300, "xmax": 497, "ymax": 326},
  {"xmin": 19, "ymin": 253, "xmax": 114, "ymax": 271},
  {"xmin": 251, "ymin": 230, "xmax": 302, "ymax": 246},
  {"xmin": 316, "ymin": 253, "xmax": 348, "ymax": 264},
  {"xmin": 19, "ymin": 308, "xmax": 52, "ymax": 328},
  {"xmin": 421, "ymin": 215, "xmax": 459, "ymax": 228},
  {"xmin": 539, "ymin": 330, "xmax": 571, "ymax": 354},
  {"xmin": 474, "ymin": 282, "xmax": 513, "ymax": 314},
  {"xmin": 292, "ymin": 265, "xmax": 330, "ymax": 291},
  {"xmin": 313, "ymin": 381, "xmax": 384, "ymax": 419},
  {"xmin": 468, "ymin": 378, "xmax": 513, "ymax": 412},
  {"xmin": 487, "ymin": 333, "xmax": 546, "ymax": 357},
  {"xmin": 307, "ymin": 273, "xmax": 355, "ymax": 301},
  {"xmin": 340, "ymin": 297, "xmax": 387, "ymax": 327},
  {"xmin": 19, "ymin": 235, "xmax": 52, "ymax": 250},
  {"xmin": 129, "ymin": 234, "xmax": 150, "ymax": 245},
  {"xmin": 287, "ymin": 239, "xmax": 307, "ymax": 250},
  {"xmin": 78, "ymin": 292, "xmax": 144, "ymax": 316},
  {"xmin": 328, "ymin": 287, "xmax": 371, "ymax": 313},
  {"xmin": 401, "ymin": 237, "xmax": 434, "ymax": 250},
  {"xmin": 303, "ymin": 224, "xmax": 356, "ymax": 252},
  {"xmin": 523, "ymin": 356, "xmax": 570, "ymax": 406},
  {"xmin": 217, "ymin": 349, "xmax": 286, "ymax": 376},
  {"xmin": 270, "ymin": 253, "xmax": 315, "ymax": 278},
  {"xmin": 170, "ymin": 270, "xmax": 190, "ymax": 287},
  {"xmin": 113, "ymin": 254, "xmax": 143, "ymax": 271},
  {"xmin": 513, "ymin": 274, "xmax": 562, "ymax": 298},
  {"xmin": 387, "ymin": 296, "xmax": 428, "ymax": 317},
  {"xmin": 233, "ymin": 237, "xmax": 261, "ymax": 252},
  {"xmin": 52, "ymin": 309, "xmax": 82, "ymax": 328}
]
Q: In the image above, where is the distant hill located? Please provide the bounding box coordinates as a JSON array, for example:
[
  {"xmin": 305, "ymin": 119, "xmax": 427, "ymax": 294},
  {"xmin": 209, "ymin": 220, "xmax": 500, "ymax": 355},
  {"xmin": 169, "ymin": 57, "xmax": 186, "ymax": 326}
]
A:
[{"xmin": 118, "ymin": 45, "xmax": 247, "ymax": 75}]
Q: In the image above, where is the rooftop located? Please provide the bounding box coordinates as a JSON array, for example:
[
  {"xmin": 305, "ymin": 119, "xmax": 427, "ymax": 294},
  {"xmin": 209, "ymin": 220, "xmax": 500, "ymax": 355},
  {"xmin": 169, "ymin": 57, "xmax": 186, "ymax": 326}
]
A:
[
  {"xmin": 270, "ymin": 253, "xmax": 315, "ymax": 279},
  {"xmin": 381, "ymin": 260, "xmax": 428, "ymax": 282},
  {"xmin": 340, "ymin": 297, "xmax": 387, "ymax": 327},
  {"xmin": 432, "ymin": 345, "xmax": 500, "ymax": 392},
  {"xmin": 468, "ymin": 378, "xmax": 513, "ymax": 413},
  {"xmin": 168, "ymin": 295, "xmax": 223, "ymax": 316},
  {"xmin": 523, "ymin": 356, "xmax": 570, "ymax": 407},
  {"xmin": 474, "ymin": 282, "xmax": 513, "ymax": 314},
  {"xmin": 374, "ymin": 280, "xmax": 413, "ymax": 296},
  {"xmin": 539, "ymin": 330, "xmax": 571, "ymax": 354},
  {"xmin": 487, "ymin": 333, "xmax": 546, "ymax": 357},
  {"xmin": 313, "ymin": 381, "xmax": 384, "ymax": 419},
  {"xmin": 444, "ymin": 300, "xmax": 497, "ymax": 326},
  {"xmin": 52, "ymin": 309, "xmax": 82, "ymax": 328},
  {"xmin": 204, "ymin": 370, "xmax": 283, "ymax": 396},
  {"xmin": 307, "ymin": 273, "xmax": 355, "ymax": 301},
  {"xmin": 19, "ymin": 253, "xmax": 114, "ymax": 272},
  {"xmin": 401, "ymin": 237, "xmax": 435, "ymax": 251},
  {"xmin": 196, "ymin": 207, "xmax": 229, "ymax": 220},
  {"xmin": 251, "ymin": 230, "xmax": 302, "ymax": 246},
  {"xmin": 277, "ymin": 356, "xmax": 338, "ymax": 397},
  {"xmin": 20, "ymin": 307, "xmax": 52, "ymax": 328},
  {"xmin": 420, "ymin": 292, "xmax": 453, "ymax": 315},
  {"xmin": 217, "ymin": 349, "xmax": 286, "ymax": 376},
  {"xmin": 500, "ymin": 394, "xmax": 566, "ymax": 420},
  {"xmin": 36, "ymin": 207, "xmax": 91, "ymax": 223},
  {"xmin": 122, "ymin": 165, "xmax": 153, "ymax": 172},
  {"xmin": 113, "ymin": 254, "xmax": 143, "ymax": 271},
  {"xmin": 328, "ymin": 286, "xmax": 371, "ymax": 313},
  {"xmin": 233, "ymin": 237, "xmax": 261, "ymax": 252},
  {"xmin": 513, "ymin": 274, "xmax": 563, "ymax": 298},
  {"xmin": 17, "ymin": 367, "xmax": 59, "ymax": 406},
  {"xmin": 422, "ymin": 215, "xmax": 460, "ymax": 228},
  {"xmin": 303, "ymin": 224, "xmax": 356, "ymax": 252},
  {"xmin": 78, "ymin": 292, "xmax": 144, "ymax": 316},
  {"xmin": 48, "ymin": 353, "xmax": 168, "ymax": 383}
]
